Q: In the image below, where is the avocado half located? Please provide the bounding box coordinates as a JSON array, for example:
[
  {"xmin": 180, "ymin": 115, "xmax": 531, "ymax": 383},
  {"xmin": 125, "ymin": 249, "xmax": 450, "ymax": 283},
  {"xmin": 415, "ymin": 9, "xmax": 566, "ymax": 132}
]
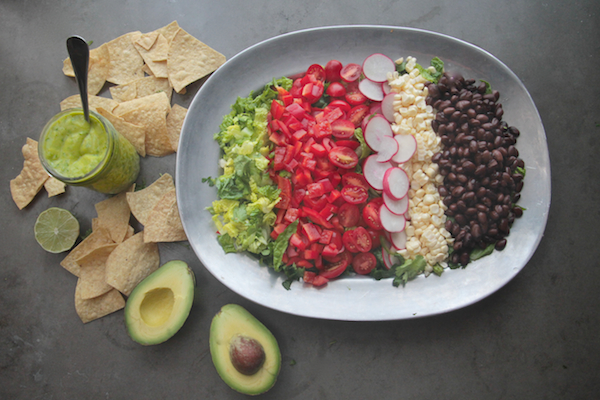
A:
[
  {"xmin": 209, "ymin": 304, "xmax": 281, "ymax": 396},
  {"xmin": 124, "ymin": 260, "xmax": 195, "ymax": 345}
]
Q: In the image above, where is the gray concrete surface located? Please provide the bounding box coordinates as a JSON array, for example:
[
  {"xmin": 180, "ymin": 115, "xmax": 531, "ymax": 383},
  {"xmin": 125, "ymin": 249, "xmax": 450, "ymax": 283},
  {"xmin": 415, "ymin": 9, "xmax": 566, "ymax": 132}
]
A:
[{"xmin": 1, "ymin": 1, "xmax": 599, "ymax": 399}]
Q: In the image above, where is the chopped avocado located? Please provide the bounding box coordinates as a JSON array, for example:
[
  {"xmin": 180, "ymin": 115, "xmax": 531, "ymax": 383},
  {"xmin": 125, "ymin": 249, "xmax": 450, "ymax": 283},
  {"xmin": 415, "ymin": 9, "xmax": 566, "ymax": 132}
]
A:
[
  {"xmin": 209, "ymin": 304, "xmax": 281, "ymax": 395},
  {"xmin": 124, "ymin": 260, "xmax": 195, "ymax": 345}
]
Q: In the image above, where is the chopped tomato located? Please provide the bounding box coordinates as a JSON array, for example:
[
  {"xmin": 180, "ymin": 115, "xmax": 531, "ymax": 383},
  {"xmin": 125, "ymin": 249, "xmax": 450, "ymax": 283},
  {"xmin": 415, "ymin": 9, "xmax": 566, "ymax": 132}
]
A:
[
  {"xmin": 340, "ymin": 63, "xmax": 362, "ymax": 82},
  {"xmin": 362, "ymin": 201, "xmax": 383, "ymax": 230},
  {"xmin": 328, "ymin": 146, "xmax": 359, "ymax": 169},
  {"xmin": 325, "ymin": 60, "xmax": 343, "ymax": 82},
  {"xmin": 338, "ymin": 203, "xmax": 360, "ymax": 227},
  {"xmin": 341, "ymin": 185, "xmax": 368, "ymax": 204},
  {"xmin": 331, "ymin": 119, "xmax": 356, "ymax": 139},
  {"xmin": 352, "ymin": 252, "xmax": 377, "ymax": 275},
  {"xmin": 277, "ymin": 176, "xmax": 292, "ymax": 209},
  {"xmin": 341, "ymin": 172, "xmax": 369, "ymax": 191},
  {"xmin": 320, "ymin": 251, "xmax": 352, "ymax": 279},
  {"xmin": 348, "ymin": 104, "xmax": 370, "ymax": 127},
  {"xmin": 326, "ymin": 82, "xmax": 347, "ymax": 97}
]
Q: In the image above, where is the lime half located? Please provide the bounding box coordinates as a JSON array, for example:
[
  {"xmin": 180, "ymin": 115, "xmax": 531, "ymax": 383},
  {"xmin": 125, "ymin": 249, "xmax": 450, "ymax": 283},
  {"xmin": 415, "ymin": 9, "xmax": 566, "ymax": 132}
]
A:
[{"xmin": 34, "ymin": 207, "xmax": 80, "ymax": 253}]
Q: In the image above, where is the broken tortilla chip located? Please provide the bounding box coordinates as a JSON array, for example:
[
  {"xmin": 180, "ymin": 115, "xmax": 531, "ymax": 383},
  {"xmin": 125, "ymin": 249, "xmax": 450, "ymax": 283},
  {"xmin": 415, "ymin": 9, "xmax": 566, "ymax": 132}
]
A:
[
  {"xmin": 167, "ymin": 28, "xmax": 226, "ymax": 93},
  {"xmin": 10, "ymin": 138, "xmax": 50, "ymax": 210},
  {"xmin": 96, "ymin": 107, "xmax": 146, "ymax": 157},
  {"xmin": 143, "ymin": 188, "xmax": 187, "ymax": 243},
  {"xmin": 94, "ymin": 188, "xmax": 133, "ymax": 244},
  {"xmin": 44, "ymin": 176, "xmax": 66, "ymax": 197},
  {"xmin": 75, "ymin": 286, "xmax": 125, "ymax": 324},
  {"xmin": 60, "ymin": 229, "xmax": 114, "ymax": 277},
  {"xmin": 155, "ymin": 21, "xmax": 181, "ymax": 43},
  {"xmin": 135, "ymin": 31, "xmax": 159, "ymax": 51},
  {"xmin": 75, "ymin": 243, "xmax": 118, "ymax": 299},
  {"xmin": 126, "ymin": 173, "xmax": 175, "ymax": 226},
  {"xmin": 166, "ymin": 104, "xmax": 187, "ymax": 152},
  {"xmin": 105, "ymin": 232, "xmax": 160, "ymax": 296}
]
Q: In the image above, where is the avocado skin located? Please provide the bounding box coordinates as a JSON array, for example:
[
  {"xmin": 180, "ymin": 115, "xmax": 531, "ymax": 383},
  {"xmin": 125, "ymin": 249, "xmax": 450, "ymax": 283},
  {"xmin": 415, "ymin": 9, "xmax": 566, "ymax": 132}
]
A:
[
  {"xmin": 209, "ymin": 304, "xmax": 281, "ymax": 396},
  {"xmin": 124, "ymin": 260, "xmax": 195, "ymax": 346}
]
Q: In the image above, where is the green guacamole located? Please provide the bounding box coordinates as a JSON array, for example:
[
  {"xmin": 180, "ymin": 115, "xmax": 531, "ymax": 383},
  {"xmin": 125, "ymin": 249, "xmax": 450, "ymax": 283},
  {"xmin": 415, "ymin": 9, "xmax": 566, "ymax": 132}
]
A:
[
  {"xmin": 42, "ymin": 111, "xmax": 108, "ymax": 178},
  {"xmin": 40, "ymin": 109, "xmax": 140, "ymax": 194}
]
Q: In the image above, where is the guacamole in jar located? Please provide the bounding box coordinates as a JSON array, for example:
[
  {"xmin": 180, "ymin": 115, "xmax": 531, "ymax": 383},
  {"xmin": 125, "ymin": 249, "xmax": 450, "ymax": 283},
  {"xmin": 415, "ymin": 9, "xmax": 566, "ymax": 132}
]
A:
[{"xmin": 39, "ymin": 109, "xmax": 139, "ymax": 194}]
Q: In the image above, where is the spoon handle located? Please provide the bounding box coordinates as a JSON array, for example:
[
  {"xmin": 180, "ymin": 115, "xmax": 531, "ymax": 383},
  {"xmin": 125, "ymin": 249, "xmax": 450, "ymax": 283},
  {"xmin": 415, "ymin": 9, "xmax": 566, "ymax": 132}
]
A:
[{"xmin": 66, "ymin": 36, "xmax": 90, "ymax": 122}]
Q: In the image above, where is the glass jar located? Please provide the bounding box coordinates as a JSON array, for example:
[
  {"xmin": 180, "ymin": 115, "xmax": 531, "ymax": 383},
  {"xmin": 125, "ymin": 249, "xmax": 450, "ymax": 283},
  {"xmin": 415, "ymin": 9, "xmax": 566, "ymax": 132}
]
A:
[{"xmin": 38, "ymin": 108, "xmax": 140, "ymax": 194}]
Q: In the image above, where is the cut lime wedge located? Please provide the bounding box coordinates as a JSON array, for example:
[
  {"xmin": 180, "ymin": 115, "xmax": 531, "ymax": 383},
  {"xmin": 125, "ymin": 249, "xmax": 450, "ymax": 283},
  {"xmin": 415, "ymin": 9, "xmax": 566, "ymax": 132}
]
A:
[{"xmin": 34, "ymin": 207, "xmax": 80, "ymax": 253}]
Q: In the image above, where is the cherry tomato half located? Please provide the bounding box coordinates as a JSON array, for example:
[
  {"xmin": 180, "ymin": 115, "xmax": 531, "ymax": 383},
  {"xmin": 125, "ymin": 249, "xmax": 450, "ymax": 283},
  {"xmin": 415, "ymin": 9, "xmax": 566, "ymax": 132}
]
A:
[
  {"xmin": 341, "ymin": 172, "xmax": 369, "ymax": 191},
  {"xmin": 306, "ymin": 64, "xmax": 326, "ymax": 82},
  {"xmin": 327, "ymin": 99, "xmax": 352, "ymax": 114},
  {"xmin": 338, "ymin": 203, "xmax": 360, "ymax": 228},
  {"xmin": 331, "ymin": 119, "xmax": 356, "ymax": 139},
  {"xmin": 348, "ymin": 104, "xmax": 371, "ymax": 127},
  {"xmin": 328, "ymin": 146, "xmax": 359, "ymax": 169},
  {"xmin": 352, "ymin": 252, "xmax": 377, "ymax": 275},
  {"xmin": 342, "ymin": 229, "xmax": 359, "ymax": 253},
  {"xmin": 353, "ymin": 226, "xmax": 373, "ymax": 252},
  {"xmin": 340, "ymin": 63, "xmax": 362, "ymax": 82},
  {"xmin": 320, "ymin": 251, "xmax": 352, "ymax": 279},
  {"xmin": 341, "ymin": 185, "xmax": 368, "ymax": 204},
  {"xmin": 362, "ymin": 201, "xmax": 383, "ymax": 230},
  {"xmin": 325, "ymin": 60, "xmax": 343, "ymax": 82},
  {"xmin": 366, "ymin": 229, "xmax": 382, "ymax": 249}
]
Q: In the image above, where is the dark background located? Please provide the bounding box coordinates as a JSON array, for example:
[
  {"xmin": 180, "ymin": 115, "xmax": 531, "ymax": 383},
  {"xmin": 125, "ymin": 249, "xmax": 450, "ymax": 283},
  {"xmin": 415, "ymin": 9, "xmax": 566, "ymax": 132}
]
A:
[{"xmin": 1, "ymin": 1, "xmax": 599, "ymax": 398}]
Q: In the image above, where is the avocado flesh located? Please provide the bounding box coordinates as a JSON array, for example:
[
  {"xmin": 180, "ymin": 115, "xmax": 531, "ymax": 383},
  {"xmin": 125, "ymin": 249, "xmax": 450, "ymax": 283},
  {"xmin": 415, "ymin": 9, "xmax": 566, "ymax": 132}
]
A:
[
  {"xmin": 124, "ymin": 260, "xmax": 195, "ymax": 345},
  {"xmin": 210, "ymin": 304, "xmax": 281, "ymax": 396}
]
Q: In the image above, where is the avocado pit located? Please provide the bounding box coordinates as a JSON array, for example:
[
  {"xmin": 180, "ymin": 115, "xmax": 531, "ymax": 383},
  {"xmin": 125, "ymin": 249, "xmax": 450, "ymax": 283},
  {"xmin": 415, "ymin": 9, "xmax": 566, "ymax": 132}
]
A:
[{"xmin": 229, "ymin": 335, "xmax": 266, "ymax": 375}]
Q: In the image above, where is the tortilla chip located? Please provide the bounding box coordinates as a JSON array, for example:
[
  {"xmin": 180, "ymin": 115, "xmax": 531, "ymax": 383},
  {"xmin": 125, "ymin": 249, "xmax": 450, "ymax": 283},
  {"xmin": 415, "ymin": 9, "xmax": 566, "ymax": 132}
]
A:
[
  {"xmin": 119, "ymin": 94, "xmax": 173, "ymax": 157},
  {"xmin": 125, "ymin": 225, "xmax": 135, "ymax": 240},
  {"xmin": 60, "ymin": 229, "xmax": 114, "ymax": 276},
  {"xmin": 75, "ymin": 243, "xmax": 118, "ymax": 299},
  {"xmin": 155, "ymin": 21, "xmax": 181, "ymax": 43},
  {"xmin": 60, "ymin": 95, "xmax": 119, "ymax": 113},
  {"xmin": 96, "ymin": 107, "xmax": 146, "ymax": 157},
  {"xmin": 94, "ymin": 189, "xmax": 133, "ymax": 244},
  {"xmin": 62, "ymin": 44, "xmax": 110, "ymax": 95},
  {"xmin": 134, "ymin": 42, "xmax": 169, "ymax": 79},
  {"xmin": 143, "ymin": 189, "xmax": 187, "ymax": 243},
  {"xmin": 166, "ymin": 104, "xmax": 187, "ymax": 152},
  {"xmin": 105, "ymin": 232, "xmax": 160, "ymax": 296},
  {"xmin": 109, "ymin": 83, "xmax": 138, "ymax": 103},
  {"xmin": 167, "ymin": 28, "xmax": 226, "ymax": 93},
  {"xmin": 135, "ymin": 31, "xmax": 159, "ymax": 51},
  {"xmin": 10, "ymin": 138, "xmax": 50, "ymax": 210},
  {"xmin": 126, "ymin": 173, "xmax": 174, "ymax": 226},
  {"xmin": 141, "ymin": 64, "xmax": 154, "ymax": 77},
  {"xmin": 44, "ymin": 176, "xmax": 66, "ymax": 197},
  {"xmin": 109, "ymin": 77, "xmax": 172, "ymax": 103},
  {"xmin": 146, "ymin": 34, "xmax": 169, "ymax": 62},
  {"xmin": 106, "ymin": 31, "xmax": 145, "ymax": 85},
  {"xmin": 75, "ymin": 286, "xmax": 125, "ymax": 324},
  {"xmin": 112, "ymin": 92, "xmax": 170, "ymax": 117}
]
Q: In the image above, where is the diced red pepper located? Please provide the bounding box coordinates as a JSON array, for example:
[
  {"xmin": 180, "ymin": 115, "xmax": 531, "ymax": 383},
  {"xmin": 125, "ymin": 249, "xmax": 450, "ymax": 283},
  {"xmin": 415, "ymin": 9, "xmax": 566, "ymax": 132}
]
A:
[
  {"xmin": 310, "ymin": 143, "xmax": 327, "ymax": 157},
  {"xmin": 327, "ymin": 189, "xmax": 342, "ymax": 204},
  {"xmin": 322, "ymin": 243, "xmax": 339, "ymax": 258},
  {"xmin": 303, "ymin": 249, "xmax": 319, "ymax": 260},
  {"xmin": 306, "ymin": 182, "xmax": 325, "ymax": 198},
  {"xmin": 319, "ymin": 229, "xmax": 334, "ymax": 245},
  {"xmin": 284, "ymin": 208, "xmax": 300, "ymax": 224},
  {"xmin": 273, "ymin": 147, "xmax": 286, "ymax": 171},
  {"xmin": 270, "ymin": 222, "xmax": 288, "ymax": 240},
  {"xmin": 277, "ymin": 175, "xmax": 292, "ymax": 209},
  {"xmin": 275, "ymin": 208, "xmax": 286, "ymax": 224},
  {"xmin": 302, "ymin": 207, "xmax": 333, "ymax": 228},
  {"xmin": 313, "ymin": 121, "xmax": 332, "ymax": 140},
  {"xmin": 312, "ymin": 275, "xmax": 329, "ymax": 286},
  {"xmin": 290, "ymin": 232, "xmax": 308, "ymax": 251}
]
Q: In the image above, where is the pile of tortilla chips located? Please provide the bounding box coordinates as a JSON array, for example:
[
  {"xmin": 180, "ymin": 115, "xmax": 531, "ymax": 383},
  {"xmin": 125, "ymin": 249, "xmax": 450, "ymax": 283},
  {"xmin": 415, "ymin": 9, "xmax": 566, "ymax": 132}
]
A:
[
  {"xmin": 60, "ymin": 20, "xmax": 225, "ymax": 157},
  {"xmin": 10, "ymin": 21, "xmax": 222, "ymax": 209},
  {"xmin": 60, "ymin": 173, "xmax": 186, "ymax": 323},
  {"xmin": 9, "ymin": 138, "xmax": 66, "ymax": 210}
]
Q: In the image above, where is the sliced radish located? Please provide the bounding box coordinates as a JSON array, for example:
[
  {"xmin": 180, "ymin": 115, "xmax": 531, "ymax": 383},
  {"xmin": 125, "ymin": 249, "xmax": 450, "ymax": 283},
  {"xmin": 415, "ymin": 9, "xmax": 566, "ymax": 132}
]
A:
[
  {"xmin": 358, "ymin": 78, "xmax": 385, "ymax": 102},
  {"xmin": 362, "ymin": 53, "xmax": 396, "ymax": 83},
  {"xmin": 382, "ymin": 81, "xmax": 392, "ymax": 95},
  {"xmin": 389, "ymin": 230, "xmax": 407, "ymax": 251},
  {"xmin": 383, "ymin": 191, "xmax": 409, "ymax": 215},
  {"xmin": 391, "ymin": 134, "xmax": 417, "ymax": 164},
  {"xmin": 376, "ymin": 135, "xmax": 399, "ymax": 163},
  {"xmin": 363, "ymin": 155, "xmax": 391, "ymax": 191},
  {"xmin": 369, "ymin": 102, "xmax": 382, "ymax": 115},
  {"xmin": 380, "ymin": 204, "xmax": 406, "ymax": 233},
  {"xmin": 364, "ymin": 116, "xmax": 393, "ymax": 152},
  {"xmin": 382, "ymin": 248, "xmax": 393, "ymax": 270},
  {"xmin": 381, "ymin": 93, "xmax": 395, "ymax": 122},
  {"xmin": 361, "ymin": 113, "xmax": 381, "ymax": 131},
  {"xmin": 383, "ymin": 167, "xmax": 410, "ymax": 200}
]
